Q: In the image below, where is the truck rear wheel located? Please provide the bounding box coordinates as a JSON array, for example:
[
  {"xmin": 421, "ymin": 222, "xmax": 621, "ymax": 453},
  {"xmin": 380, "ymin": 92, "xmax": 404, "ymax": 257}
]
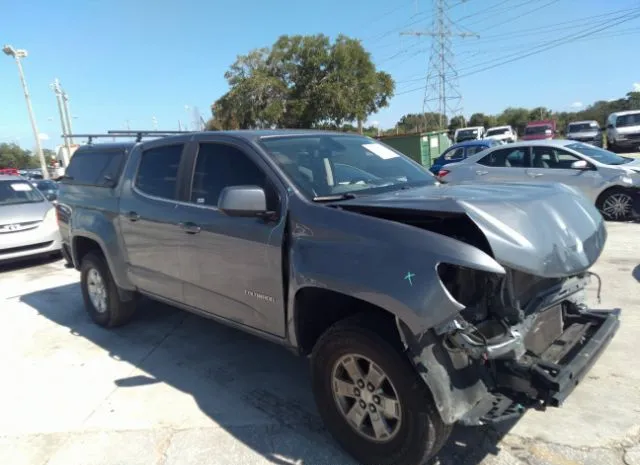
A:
[
  {"xmin": 80, "ymin": 252, "xmax": 136, "ymax": 327},
  {"xmin": 311, "ymin": 316, "xmax": 451, "ymax": 465}
]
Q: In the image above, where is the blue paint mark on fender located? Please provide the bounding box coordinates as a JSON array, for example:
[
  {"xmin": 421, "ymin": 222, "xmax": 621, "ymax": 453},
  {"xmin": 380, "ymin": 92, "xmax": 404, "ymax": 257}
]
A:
[{"xmin": 404, "ymin": 271, "xmax": 415, "ymax": 286}]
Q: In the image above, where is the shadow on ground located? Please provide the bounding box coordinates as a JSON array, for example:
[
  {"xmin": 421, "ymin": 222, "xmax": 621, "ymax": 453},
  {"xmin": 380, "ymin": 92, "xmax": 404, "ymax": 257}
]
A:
[
  {"xmin": 0, "ymin": 253, "xmax": 62, "ymax": 274},
  {"xmin": 20, "ymin": 283, "xmax": 516, "ymax": 465}
]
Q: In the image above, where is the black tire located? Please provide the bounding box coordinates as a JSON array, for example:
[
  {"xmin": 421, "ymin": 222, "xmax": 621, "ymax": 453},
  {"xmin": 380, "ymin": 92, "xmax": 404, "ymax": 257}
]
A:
[
  {"xmin": 596, "ymin": 188, "xmax": 634, "ymax": 222},
  {"xmin": 80, "ymin": 252, "xmax": 136, "ymax": 327},
  {"xmin": 311, "ymin": 315, "xmax": 451, "ymax": 465}
]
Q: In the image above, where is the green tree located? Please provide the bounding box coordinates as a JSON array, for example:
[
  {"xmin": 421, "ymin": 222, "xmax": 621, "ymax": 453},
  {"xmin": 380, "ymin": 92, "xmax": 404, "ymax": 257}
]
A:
[
  {"xmin": 447, "ymin": 115, "xmax": 466, "ymax": 135},
  {"xmin": 0, "ymin": 143, "xmax": 41, "ymax": 169},
  {"xmin": 497, "ymin": 107, "xmax": 530, "ymax": 135},
  {"xmin": 394, "ymin": 112, "xmax": 446, "ymax": 134},
  {"xmin": 209, "ymin": 34, "xmax": 394, "ymax": 131}
]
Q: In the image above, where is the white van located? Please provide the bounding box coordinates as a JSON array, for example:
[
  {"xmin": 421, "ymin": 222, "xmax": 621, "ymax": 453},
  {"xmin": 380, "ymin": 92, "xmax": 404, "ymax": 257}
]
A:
[{"xmin": 606, "ymin": 110, "xmax": 640, "ymax": 152}]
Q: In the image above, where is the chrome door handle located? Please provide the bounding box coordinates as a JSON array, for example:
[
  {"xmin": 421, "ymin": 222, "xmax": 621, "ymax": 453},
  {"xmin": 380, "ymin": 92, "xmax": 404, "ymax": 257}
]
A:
[
  {"xmin": 179, "ymin": 222, "xmax": 201, "ymax": 234},
  {"xmin": 528, "ymin": 172, "xmax": 544, "ymax": 177},
  {"xmin": 476, "ymin": 170, "xmax": 488, "ymax": 175}
]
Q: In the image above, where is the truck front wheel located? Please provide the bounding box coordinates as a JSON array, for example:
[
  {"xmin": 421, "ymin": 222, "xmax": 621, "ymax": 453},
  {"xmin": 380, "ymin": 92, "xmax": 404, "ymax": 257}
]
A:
[
  {"xmin": 311, "ymin": 316, "xmax": 451, "ymax": 465},
  {"xmin": 80, "ymin": 252, "xmax": 136, "ymax": 327}
]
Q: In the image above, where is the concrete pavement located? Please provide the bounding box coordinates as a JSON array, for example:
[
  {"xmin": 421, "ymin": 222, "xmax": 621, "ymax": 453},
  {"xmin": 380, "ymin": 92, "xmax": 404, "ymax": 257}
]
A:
[{"xmin": 0, "ymin": 222, "xmax": 638, "ymax": 465}]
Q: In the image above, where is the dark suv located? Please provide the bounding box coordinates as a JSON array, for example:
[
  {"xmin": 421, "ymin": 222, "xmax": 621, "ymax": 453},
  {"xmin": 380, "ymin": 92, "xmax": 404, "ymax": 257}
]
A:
[{"xmin": 56, "ymin": 130, "xmax": 620, "ymax": 465}]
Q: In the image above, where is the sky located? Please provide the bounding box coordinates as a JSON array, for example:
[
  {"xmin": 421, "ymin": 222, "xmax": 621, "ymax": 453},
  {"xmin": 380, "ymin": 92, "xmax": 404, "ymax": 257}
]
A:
[{"xmin": 1, "ymin": 0, "xmax": 639, "ymax": 150}]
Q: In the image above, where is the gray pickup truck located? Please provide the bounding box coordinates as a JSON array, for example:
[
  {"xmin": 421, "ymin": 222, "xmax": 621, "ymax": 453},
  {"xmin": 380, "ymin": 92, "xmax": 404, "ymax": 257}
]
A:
[{"xmin": 56, "ymin": 130, "xmax": 620, "ymax": 465}]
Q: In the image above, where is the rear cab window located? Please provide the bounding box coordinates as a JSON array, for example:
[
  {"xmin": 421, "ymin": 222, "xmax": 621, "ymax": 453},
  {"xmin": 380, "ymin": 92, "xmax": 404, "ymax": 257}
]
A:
[
  {"xmin": 134, "ymin": 144, "xmax": 184, "ymax": 200},
  {"xmin": 63, "ymin": 147, "xmax": 127, "ymax": 186}
]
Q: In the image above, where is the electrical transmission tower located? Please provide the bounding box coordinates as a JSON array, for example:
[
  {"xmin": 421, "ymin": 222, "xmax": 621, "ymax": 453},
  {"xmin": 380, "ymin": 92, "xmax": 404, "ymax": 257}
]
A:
[{"xmin": 401, "ymin": 0, "xmax": 478, "ymax": 130}]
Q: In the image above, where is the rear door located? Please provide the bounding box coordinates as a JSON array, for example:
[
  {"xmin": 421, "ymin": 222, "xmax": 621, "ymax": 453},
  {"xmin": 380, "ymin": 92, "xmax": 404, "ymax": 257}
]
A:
[
  {"xmin": 176, "ymin": 137, "xmax": 288, "ymax": 337},
  {"xmin": 475, "ymin": 146, "xmax": 531, "ymax": 183},
  {"xmin": 118, "ymin": 139, "xmax": 192, "ymax": 301}
]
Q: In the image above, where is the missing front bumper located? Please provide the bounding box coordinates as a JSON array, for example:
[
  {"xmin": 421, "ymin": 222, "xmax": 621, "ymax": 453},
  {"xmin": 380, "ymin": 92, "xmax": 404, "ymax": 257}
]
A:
[{"xmin": 461, "ymin": 307, "xmax": 620, "ymax": 426}]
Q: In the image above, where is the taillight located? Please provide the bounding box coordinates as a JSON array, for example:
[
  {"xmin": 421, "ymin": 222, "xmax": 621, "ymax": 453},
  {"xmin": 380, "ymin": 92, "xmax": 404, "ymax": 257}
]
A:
[{"xmin": 438, "ymin": 169, "xmax": 450, "ymax": 178}]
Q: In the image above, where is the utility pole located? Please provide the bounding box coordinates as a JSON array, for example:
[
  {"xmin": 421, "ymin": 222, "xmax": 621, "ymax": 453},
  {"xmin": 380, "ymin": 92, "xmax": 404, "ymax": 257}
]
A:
[
  {"xmin": 3, "ymin": 45, "xmax": 50, "ymax": 179},
  {"xmin": 62, "ymin": 90, "xmax": 74, "ymax": 144},
  {"xmin": 401, "ymin": 0, "xmax": 478, "ymax": 130},
  {"xmin": 51, "ymin": 78, "xmax": 72, "ymax": 167}
]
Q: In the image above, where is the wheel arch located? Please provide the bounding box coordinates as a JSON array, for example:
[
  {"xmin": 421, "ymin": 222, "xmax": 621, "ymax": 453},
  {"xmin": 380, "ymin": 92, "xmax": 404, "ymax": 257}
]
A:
[{"xmin": 292, "ymin": 286, "xmax": 404, "ymax": 357}]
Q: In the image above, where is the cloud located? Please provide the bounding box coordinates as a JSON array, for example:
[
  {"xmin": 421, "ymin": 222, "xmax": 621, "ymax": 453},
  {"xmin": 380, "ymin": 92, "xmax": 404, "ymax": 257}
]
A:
[
  {"xmin": 633, "ymin": 82, "xmax": 640, "ymax": 92},
  {"xmin": 570, "ymin": 101, "xmax": 583, "ymax": 109},
  {"xmin": 38, "ymin": 133, "xmax": 49, "ymax": 140}
]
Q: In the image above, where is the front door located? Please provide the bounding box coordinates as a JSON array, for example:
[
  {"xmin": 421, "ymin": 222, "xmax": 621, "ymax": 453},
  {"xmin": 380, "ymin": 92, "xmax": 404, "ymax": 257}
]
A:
[
  {"xmin": 526, "ymin": 146, "xmax": 602, "ymax": 202},
  {"xmin": 475, "ymin": 146, "xmax": 530, "ymax": 183},
  {"xmin": 119, "ymin": 142, "xmax": 189, "ymax": 302},
  {"xmin": 177, "ymin": 139, "xmax": 287, "ymax": 337}
]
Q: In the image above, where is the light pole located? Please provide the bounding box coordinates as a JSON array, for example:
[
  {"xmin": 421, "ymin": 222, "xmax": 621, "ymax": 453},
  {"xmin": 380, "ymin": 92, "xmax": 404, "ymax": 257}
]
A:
[
  {"xmin": 3, "ymin": 45, "xmax": 50, "ymax": 179},
  {"xmin": 51, "ymin": 78, "xmax": 72, "ymax": 167}
]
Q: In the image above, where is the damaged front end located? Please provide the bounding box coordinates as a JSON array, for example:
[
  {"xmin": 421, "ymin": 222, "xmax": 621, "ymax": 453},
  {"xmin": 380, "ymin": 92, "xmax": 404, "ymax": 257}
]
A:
[{"xmin": 401, "ymin": 264, "xmax": 620, "ymax": 426}]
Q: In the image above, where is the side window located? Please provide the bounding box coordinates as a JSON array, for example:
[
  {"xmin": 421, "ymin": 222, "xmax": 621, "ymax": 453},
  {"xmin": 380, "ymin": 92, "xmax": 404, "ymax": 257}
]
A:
[
  {"xmin": 466, "ymin": 145, "xmax": 488, "ymax": 156},
  {"xmin": 443, "ymin": 147, "xmax": 464, "ymax": 161},
  {"xmin": 190, "ymin": 143, "xmax": 279, "ymax": 210},
  {"xmin": 532, "ymin": 147, "xmax": 581, "ymax": 169},
  {"xmin": 478, "ymin": 148, "xmax": 527, "ymax": 167},
  {"xmin": 64, "ymin": 150, "xmax": 125, "ymax": 186},
  {"xmin": 135, "ymin": 144, "xmax": 184, "ymax": 199}
]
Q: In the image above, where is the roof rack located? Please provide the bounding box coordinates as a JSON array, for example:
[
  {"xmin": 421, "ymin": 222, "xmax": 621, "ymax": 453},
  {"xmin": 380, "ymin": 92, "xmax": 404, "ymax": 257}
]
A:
[{"xmin": 66, "ymin": 130, "xmax": 193, "ymax": 144}]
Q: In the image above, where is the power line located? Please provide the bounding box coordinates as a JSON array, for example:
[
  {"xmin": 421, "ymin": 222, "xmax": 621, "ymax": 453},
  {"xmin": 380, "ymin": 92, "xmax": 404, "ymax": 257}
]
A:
[
  {"xmin": 393, "ymin": 11, "xmax": 640, "ymax": 96},
  {"xmin": 459, "ymin": 0, "xmax": 562, "ymax": 30},
  {"xmin": 456, "ymin": 5, "xmax": 640, "ymax": 44},
  {"xmin": 393, "ymin": 26, "xmax": 640, "ymax": 86}
]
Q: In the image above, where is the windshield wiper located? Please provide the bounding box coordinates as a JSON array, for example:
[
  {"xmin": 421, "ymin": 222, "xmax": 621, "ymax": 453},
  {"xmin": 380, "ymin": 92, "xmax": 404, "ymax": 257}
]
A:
[{"xmin": 312, "ymin": 193, "xmax": 358, "ymax": 202}]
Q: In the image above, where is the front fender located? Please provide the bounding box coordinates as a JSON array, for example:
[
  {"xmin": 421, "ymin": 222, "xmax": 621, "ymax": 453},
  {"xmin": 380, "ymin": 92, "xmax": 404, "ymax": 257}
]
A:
[{"xmin": 287, "ymin": 198, "xmax": 504, "ymax": 336}]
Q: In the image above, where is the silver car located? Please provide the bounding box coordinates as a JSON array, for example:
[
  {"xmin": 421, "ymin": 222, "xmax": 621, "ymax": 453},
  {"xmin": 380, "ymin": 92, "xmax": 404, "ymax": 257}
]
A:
[
  {"xmin": 438, "ymin": 140, "xmax": 640, "ymax": 221},
  {"xmin": 0, "ymin": 175, "xmax": 62, "ymax": 263}
]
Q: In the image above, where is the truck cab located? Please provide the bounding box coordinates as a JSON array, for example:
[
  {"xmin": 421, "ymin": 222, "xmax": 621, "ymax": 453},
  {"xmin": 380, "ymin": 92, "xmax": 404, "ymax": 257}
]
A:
[{"xmin": 522, "ymin": 119, "xmax": 557, "ymax": 141}]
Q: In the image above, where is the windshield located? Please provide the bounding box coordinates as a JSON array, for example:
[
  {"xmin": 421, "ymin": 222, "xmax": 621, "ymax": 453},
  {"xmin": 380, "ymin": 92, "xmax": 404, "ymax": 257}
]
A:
[
  {"xmin": 0, "ymin": 180, "xmax": 45, "ymax": 205},
  {"xmin": 524, "ymin": 125, "xmax": 551, "ymax": 135},
  {"xmin": 616, "ymin": 113, "xmax": 640, "ymax": 127},
  {"xmin": 566, "ymin": 143, "xmax": 632, "ymax": 165},
  {"xmin": 567, "ymin": 122, "xmax": 599, "ymax": 133},
  {"xmin": 486, "ymin": 128, "xmax": 509, "ymax": 136},
  {"xmin": 259, "ymin": 134, "xmax": 436, "ymax": 199},
  {"xmin": 36, "ymin": 180, "xmax": 58, "ymax": 190},
  {"xmin": 456, "ymin": 129, "xmax": 478, "ymax": 138}
]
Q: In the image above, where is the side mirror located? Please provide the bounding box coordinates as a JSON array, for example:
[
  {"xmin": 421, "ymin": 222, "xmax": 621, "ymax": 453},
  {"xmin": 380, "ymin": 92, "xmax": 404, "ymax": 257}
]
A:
[
  {"xmin": 217, "ymin": 185, "xmax": 267, "ymax": 217},
  {"xmin": 45, "ymin": 192, "xmax": 58, "ymax": 201},
  {"xmin": 570, "ymin": 160, "xmax": 590, "ymax": 170}
]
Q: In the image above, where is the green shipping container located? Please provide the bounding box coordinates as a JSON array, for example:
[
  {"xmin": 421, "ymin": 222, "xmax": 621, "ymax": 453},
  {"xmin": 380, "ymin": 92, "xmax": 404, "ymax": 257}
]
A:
[{"xmin": 377, "ymin": 131, "xmax": 451, "ymax": 168}]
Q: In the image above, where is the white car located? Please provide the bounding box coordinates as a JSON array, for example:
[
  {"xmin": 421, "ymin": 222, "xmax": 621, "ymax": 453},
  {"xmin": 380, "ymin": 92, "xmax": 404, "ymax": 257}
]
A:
[
  {"xmin": 606, "ymin": 110, "xmax": 640, "ymax": 152},
  {"xmin": 484, "ymin": 125, "xmax": 517, "ymax": 143},
  {"xmin": 438, "ymin": 139, "xmax": 640, "ymax": 221}
]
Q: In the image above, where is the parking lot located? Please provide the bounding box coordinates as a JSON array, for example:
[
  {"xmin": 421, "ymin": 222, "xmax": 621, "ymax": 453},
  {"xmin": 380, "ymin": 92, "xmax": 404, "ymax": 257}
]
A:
[{"xmin": 0, "ymin": 221, "xmax": 638, "ymax": 465}]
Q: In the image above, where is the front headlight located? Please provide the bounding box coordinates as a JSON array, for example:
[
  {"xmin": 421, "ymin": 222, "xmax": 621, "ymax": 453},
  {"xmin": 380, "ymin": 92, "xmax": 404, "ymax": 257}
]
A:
[{"xmin": 42, "ymin": 207, "xmax": 58, "ymax": 229}]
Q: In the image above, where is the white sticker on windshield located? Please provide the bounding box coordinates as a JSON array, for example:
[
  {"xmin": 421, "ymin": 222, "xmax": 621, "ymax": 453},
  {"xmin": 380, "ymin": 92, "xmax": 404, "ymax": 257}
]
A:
[
  {"xmin": 10, "ymin": 183, "xmax": 33, "ymax": 192},
  {"xmin": 362, "ymin": 143, "xmax": 399, "ymax": 160}
]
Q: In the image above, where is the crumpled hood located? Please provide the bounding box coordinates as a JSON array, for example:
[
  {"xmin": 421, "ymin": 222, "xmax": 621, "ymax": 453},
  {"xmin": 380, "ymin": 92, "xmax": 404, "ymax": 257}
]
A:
[{"xmin": 339, "ymin": 182, "xmax": 606, "ymax": 278}]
